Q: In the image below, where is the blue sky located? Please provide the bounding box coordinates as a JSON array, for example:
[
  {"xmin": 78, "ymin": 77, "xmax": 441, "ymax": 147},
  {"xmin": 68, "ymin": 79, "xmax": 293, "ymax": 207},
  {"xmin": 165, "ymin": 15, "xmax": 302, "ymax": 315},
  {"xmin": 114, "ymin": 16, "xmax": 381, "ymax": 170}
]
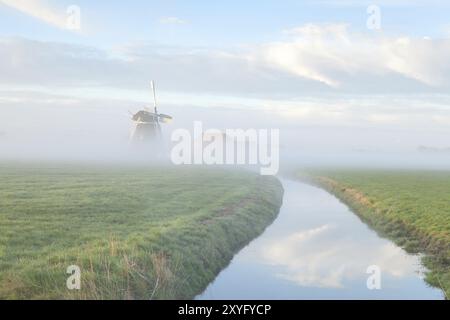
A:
[{"xmin": 1, "ymin": 0, "xmax": 450, "ymax": 48}]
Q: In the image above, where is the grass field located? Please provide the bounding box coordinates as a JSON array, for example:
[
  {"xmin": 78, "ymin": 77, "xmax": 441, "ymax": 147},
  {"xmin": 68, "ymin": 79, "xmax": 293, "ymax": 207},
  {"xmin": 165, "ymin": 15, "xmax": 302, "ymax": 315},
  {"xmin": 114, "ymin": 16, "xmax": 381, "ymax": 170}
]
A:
[
  {"xmin": 0, "ymin": 163, "xmax": 283, "ymax": 300},
  {"xmin": 300, "ymin": 170, "xmax": 450, "ymax": 298}
]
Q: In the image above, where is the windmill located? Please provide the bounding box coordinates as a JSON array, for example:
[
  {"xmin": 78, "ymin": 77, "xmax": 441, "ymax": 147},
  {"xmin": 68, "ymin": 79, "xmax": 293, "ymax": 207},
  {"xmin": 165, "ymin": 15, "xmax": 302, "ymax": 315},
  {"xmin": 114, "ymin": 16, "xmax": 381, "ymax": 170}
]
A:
[{"xmin": 130, "ymin": 81, "xmax": 173, "ymax": 144}]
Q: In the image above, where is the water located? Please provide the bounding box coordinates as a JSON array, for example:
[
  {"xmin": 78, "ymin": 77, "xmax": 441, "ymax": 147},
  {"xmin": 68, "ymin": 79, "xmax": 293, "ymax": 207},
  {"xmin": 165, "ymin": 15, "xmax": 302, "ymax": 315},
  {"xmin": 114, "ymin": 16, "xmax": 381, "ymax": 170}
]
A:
[{"xmin": 198, "ymin": 179, "xmax": 443, "ymax": 300}]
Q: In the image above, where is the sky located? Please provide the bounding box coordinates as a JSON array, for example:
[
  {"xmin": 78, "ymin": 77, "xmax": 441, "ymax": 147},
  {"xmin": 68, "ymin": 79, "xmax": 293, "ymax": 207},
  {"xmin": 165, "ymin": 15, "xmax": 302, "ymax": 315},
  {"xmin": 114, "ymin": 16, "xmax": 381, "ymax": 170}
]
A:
[{"xmin": 1, "ymin": 0, "xmax": 450, "ymax": 165}]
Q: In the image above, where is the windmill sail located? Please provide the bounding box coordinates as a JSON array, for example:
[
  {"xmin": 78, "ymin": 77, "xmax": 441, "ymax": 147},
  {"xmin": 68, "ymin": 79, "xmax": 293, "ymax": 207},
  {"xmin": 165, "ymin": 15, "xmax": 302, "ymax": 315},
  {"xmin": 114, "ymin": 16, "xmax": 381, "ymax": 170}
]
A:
[{"xmin": 151, "ymin": 81, "xmax": 158, "ymax": 115}]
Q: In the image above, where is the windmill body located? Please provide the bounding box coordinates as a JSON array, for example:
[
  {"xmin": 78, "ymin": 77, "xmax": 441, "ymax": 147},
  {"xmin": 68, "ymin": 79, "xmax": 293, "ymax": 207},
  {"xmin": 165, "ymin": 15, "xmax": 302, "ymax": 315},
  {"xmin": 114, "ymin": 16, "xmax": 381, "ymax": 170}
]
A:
[
  {"xmin": 131, "ymin": 110, "xmax": 162, "ymax": 143},
  {"xmin": 130, "ymin": 81, "xmax": 172, "ymax": 146}
]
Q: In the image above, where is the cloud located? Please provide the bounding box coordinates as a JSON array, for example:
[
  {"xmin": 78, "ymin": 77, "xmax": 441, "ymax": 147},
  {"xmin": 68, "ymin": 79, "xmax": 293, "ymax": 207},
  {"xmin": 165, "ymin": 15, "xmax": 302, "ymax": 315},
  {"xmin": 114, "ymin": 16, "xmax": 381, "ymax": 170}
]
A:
[
  {"xmin": 1, "ymin": 22, "xmax": 450, "ymax": 134},
  {"xmin": 258, "ymin": 24, "xmax": 450, "ymax": 89},
  {"xmin": 0, "ymin": 0, "xmax": 71, "ymax": 30},
  {"xmin": 159, "ymin": 16, "xmax": 187, "ymax": 25},
  {"xmin": 261, "ymin": 225, "xmax": 421, "ymax": 288},
  {"xmin": 2, "ymin": 25, "xmax": 450, "ymax": 98},
  {"xmin": 261, "ymin": 24, "xmax": 351, "ymax": 87},
  {"xmin": 1, "ymin": 28, "xmax": 450, "ymax": 136}
]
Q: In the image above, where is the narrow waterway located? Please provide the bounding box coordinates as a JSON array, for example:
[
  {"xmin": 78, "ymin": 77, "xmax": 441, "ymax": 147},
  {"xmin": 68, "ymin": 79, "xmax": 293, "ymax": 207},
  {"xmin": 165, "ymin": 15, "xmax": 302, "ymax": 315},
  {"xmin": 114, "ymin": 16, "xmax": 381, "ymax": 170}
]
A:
[{"xmin": 198, "ymin": 179, "xmax": 443, "ymax": 300}]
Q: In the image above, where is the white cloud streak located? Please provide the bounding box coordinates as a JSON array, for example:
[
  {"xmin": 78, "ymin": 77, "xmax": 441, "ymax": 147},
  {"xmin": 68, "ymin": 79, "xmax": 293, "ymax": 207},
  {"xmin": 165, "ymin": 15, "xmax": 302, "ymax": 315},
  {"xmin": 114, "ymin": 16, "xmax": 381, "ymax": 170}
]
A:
[
  {"xmin": 258, "ymin": 24, "xmax": 450, "ymax": 88},
  {"xmin": 0, "ymin": 0, "xmax": 68, "ymax": 29}
]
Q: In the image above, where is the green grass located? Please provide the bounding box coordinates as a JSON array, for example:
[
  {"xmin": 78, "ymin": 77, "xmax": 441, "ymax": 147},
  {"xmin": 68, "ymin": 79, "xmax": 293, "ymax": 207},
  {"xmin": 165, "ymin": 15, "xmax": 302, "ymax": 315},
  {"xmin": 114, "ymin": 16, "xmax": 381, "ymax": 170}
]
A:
[
  {"xmin": 299, "ymin": 170, "xmax": 450, "ymax": 298},
  {"xmin": 0, "ymin": 163, "xmax": 283, "ymax": 300}
]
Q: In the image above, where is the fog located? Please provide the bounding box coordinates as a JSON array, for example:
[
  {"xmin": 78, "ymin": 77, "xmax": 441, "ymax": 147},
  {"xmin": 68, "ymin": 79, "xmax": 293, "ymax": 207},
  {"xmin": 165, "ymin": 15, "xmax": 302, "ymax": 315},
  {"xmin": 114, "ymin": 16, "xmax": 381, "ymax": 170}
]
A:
[{"xmin": 1, "ymin": 91, "xmax": 450, "ymax": 172}]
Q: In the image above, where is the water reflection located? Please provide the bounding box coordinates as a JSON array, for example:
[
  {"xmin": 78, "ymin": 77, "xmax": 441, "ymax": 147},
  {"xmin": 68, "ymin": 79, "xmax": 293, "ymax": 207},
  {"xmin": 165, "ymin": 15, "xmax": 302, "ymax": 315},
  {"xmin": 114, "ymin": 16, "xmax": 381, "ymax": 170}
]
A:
[
  {"xmin": 262, "ymin": 225, "xmax": 420, "ymax": 288},
  {"xmin": 198, "ymin": 179, "xmax": 443, "ymax": 300}
]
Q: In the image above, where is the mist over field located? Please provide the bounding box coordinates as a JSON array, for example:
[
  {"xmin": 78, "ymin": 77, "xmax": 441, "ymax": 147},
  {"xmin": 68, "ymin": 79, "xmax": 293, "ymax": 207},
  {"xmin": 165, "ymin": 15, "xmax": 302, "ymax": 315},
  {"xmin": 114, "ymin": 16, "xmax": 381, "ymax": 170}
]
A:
[
  {"xmin": 1, "ymin": 0, "xmax": 450, "ymax": 170},
  {"xmin": 1, "ymin": 91, "xmax": 450, "ymax": 170}
]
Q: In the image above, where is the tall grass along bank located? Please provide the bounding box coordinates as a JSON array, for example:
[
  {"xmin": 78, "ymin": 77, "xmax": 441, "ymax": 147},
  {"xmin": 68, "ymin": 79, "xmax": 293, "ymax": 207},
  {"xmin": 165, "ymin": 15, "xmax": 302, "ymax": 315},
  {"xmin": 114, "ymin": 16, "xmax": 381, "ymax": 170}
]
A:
[{"xmin": 0, "ymin": 164, "xmax": 283, "ymax": 299}]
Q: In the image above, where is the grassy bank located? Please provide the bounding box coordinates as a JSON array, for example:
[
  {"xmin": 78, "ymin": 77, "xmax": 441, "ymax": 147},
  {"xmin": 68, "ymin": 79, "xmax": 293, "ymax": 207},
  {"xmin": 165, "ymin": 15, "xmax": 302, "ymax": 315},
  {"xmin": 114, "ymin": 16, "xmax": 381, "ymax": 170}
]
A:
[
  {"xmin": 299, "ymin": 170, "xmax": 450, "ymax": 298},
  {"xmin": 0, "ymin": 163, "xmax": 283, "ymax": 299}
]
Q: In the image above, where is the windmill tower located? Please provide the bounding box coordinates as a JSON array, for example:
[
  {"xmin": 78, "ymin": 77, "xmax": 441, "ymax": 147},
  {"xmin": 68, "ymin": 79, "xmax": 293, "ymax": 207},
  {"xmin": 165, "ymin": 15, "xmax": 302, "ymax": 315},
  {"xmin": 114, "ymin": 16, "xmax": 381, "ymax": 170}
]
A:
[{"xmin": 130, "ymin": 81, "xmax": 173, "ymax": 145}]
